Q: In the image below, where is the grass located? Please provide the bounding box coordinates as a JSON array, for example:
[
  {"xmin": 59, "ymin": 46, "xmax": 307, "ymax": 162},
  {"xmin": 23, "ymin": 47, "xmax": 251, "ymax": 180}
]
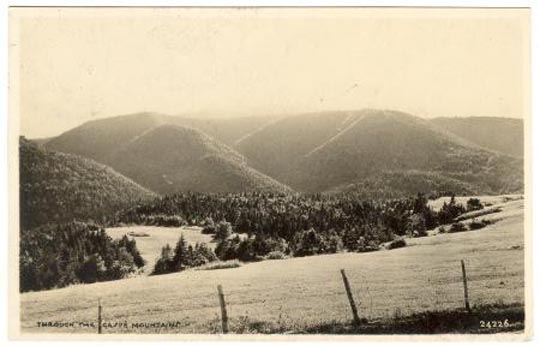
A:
[
  {"xmin": 301, "ymin": 303, "xmax": 524, "ymax": 334},
  {"xmin": 20, "ymin": 198, "xmax": 524, "ymax": 334},
  {"xmin": 219, "ymin": 303, "xmax": 524, "ymax": 334}
]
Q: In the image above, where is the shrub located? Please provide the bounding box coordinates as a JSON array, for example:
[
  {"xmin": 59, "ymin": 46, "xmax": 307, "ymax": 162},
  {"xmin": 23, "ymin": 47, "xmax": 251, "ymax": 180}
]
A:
[
  {"xmin": 265, "ymin": 251, "xmax": 287, "ymax": 260},
  {"xmin": 438, "ymin": 226, "xmax": 447, "ymax": 234},
  {"xmin": 469, "ymin": 220, "xmax": 485, "ymax": 230},
  {"xmin": 448, "ymin": 222, "xmax": 467, "ymax": 233},
  {"xmin": 481, "ymin": 218, "xmax": 493, "ymax": 225},
  {"xmin": 469, "ymin": 219, "xmax": 492, "ymax": 230},
  {"xmin": 466, "ymin": 198, "xmax": 484, "ymax": 212},
  {"xmin": 387, "ymin": 238, "xmax": 407, "ymax": 250},
  {"xmin": 197, "ymin": 260, "xmax": 242, "ymax": 271}
]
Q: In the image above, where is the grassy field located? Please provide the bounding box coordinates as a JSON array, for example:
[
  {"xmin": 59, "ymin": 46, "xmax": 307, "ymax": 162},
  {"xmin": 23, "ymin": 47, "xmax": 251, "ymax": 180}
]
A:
[
  {"xmin": 20, "ymin": 197, "xmax": 525, "ymax": 334},
  {"xmin": 106, "ymin": 226, "xmax": 214, "ymax": 273}
]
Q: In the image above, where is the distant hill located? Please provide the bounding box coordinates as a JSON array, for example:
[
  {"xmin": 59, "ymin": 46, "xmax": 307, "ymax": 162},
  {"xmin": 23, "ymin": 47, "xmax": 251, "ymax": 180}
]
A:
[
  {"xmin": 19, "ymin": 137, "xmax": 156, "ymax": 230},
  {"xmin": 235, "ymin": 110, "xmax": 523, "ymax": 194},
  {"xmin": 45, "ymin": 112, "xmax": 272, "ymax": 158},
  {"xmin": 431, "ymin": 117, "xmax": 523, "ymax": 158},
  {"xmin": 45, "ymin": 113, "xmax": 167, "ymax": 163},
  {"xmin": 43, "ymin": 110, "xmax": 523, "ymax": 197},
  {"xmin": 105, "ymin": 124, "xmax": 291, "ymax": 194},
  {"xmin": 45, "ymin": 116, "xmax": 291, "ymax": 194}
]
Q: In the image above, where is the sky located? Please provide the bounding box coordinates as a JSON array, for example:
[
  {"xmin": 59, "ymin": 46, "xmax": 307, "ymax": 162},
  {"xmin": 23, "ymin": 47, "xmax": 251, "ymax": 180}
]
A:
[{"xmin": 11, "ymin": 7, "xmax": 530, "ymax": 138}]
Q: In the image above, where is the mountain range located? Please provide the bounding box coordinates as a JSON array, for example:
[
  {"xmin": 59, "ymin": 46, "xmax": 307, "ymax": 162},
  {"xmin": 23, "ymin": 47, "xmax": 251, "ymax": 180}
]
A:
[{"xmin": 36, "ymin": 109, "xmax": 523, "ymax": 197}]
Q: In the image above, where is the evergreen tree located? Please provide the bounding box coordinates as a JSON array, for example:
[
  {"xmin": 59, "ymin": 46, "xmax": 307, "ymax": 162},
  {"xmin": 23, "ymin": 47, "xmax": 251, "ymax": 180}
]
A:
[
  {"xmin": 153, "ymin": 244, "xmax": 174, "ymax": 275},
  {"xmin": 172, "ymin": 234, "xmax": 189, "ymax": 271}
]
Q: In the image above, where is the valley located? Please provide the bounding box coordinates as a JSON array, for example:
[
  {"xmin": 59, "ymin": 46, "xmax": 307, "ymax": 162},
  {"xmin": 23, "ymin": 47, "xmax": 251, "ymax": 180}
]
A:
[
  {"xmin": 18, "ymin": 110, "xmax": 527, "ymax": 335},
  {"xmin": 20, "ymin": 196, "xmax": 525, "ymax": 334}
]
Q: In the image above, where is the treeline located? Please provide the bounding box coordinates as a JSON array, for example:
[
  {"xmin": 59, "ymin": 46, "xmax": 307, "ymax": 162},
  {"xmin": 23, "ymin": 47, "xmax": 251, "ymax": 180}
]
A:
[
  {"xmin": 20, "ymin": 221, "xmax": 145, "ymax": 292},
  {"xmin": 112, "ymin": 192, "xmax": 470, "ymax": 265}
]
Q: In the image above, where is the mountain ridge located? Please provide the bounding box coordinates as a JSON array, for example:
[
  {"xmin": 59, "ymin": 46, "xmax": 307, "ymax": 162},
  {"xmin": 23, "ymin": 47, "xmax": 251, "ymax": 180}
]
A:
[
  {"xmin": 41, "ymin": 109, "xmax": 523, "ymax": 197},
  {"xmin": 430, "ymin": 116, "xmax": 523, "ymax": 158}
]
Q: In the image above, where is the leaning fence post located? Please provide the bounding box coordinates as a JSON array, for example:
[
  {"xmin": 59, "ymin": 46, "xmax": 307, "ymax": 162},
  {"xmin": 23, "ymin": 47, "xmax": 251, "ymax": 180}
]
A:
[
  {"xmin": 340, "ymin": 269, "xmax": 361, "ymax": 325},
  {"xmin": 461, "ymin": 260, "xmax": 471, "ymax": 313},
  {"xmin": 217, "ymin": 285, "xmax": 229, "ymax": 334},
  {"xmin": 97, "ymin": 298, "xmax": 102, "ymax": 334}
]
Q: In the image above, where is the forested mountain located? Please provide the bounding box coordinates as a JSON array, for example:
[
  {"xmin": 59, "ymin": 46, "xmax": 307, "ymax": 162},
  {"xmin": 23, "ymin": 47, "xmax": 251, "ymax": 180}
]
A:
[
  {"xmin": 41, "ymin": 110, "xmax": 523, "ymax": 197},
  {"xmin": 45, "ymin": 112, "xmax": 271, "ymax": 158},
  {"xmin": 44, "ymin": 114, "xmax": 290, "ymax": 194},
  {"xmin": 431, "ymin": 116, "xmax": 523, "ymax": 158},
  {"xmin": 19, "ymin": 137, "xmax": 156, "ymax": 230},
  {"xmin": 105, "ymin": 124, "xmax": 291, "ymax": 193},
  {"xmin": 328, "ymin": 170, "xmax": 480, "ymax": 199},
  {"xmin": 235, "ymin": 109, "xmax": 523, "ymax": 194}
]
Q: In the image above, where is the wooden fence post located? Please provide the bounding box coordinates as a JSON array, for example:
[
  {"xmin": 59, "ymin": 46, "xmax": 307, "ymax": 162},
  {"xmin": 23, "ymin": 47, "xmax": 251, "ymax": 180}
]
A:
[
  {"xmin": 217, "ymin": 285, "xmax": 229, "ymax": 334},
  {"xmin": 97, "ymin": 298, "xmax": 102, "ymax": 334},
  {"xmin": 340, "ymin": 269, "xmax": 361, "ymax": 325},
  {"xmin": 461, "ymin": 260, "xmax": 471, "ymax": 313}
]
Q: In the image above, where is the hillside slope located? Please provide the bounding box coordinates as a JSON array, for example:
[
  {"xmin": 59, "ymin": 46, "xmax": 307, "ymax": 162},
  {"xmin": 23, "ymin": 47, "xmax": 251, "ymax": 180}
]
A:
[
  {"xmin": 19, "ymin": 137, "xmax": 156, "ymax": 230},
  {"xmin": 329, "ymin": 170, "xmax": 480, "ymax": 198},
  {"xmin": 45, "ymin": 112, "xmax": 273, "ymax": 157},
  {"xmin": 104, "ymin": 125, "xmax": 291, "ymax": 194},
  {"xmin": 431, "ymin": 117, "xmax": 523, "ymax": 158},
  {"xmin": 236, "ymin": 110, "xmax": 523, "ymax": 194},
  {"xmin": 45, "ymin": 114, "xmax": 289, "ymax": 194}
]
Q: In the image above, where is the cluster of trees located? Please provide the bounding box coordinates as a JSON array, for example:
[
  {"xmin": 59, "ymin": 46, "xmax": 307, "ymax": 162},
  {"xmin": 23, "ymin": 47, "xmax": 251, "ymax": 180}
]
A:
[
  {"xmin": 112, "ymin": 192, "xmax": 469, "ymax": 263},
  {"xmin": 153, "ymin": 234, "xmax": 217, "ymax": 275},
  {"xmin": 438, "ymin": 196, "xmax": 468, "ymax": 224},
  {"xmin": 20, "ymin": 222, "xmax": 145, "ymax": 292}
]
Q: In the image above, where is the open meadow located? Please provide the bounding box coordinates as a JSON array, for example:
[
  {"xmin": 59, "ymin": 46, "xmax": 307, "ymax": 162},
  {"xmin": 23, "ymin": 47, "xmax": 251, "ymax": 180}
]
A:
[
  {"xmin": 106, "ymin": 226, "xmax": 214, "ymax": 273},
  {"xmin": 20, "ymin": 197, "xmax": 524, "ymax": 334}
]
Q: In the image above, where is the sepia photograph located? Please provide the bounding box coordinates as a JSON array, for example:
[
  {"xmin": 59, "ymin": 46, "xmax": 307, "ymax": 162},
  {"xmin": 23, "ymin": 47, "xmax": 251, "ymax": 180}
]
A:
[{"xmin": 6, "ymin": 3, "xmax": 534, "ymax": 341}]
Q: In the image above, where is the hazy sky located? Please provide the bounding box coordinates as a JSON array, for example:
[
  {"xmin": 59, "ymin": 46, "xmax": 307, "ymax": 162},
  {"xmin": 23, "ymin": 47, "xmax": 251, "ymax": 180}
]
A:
[{"xmin": 11, "ymin": 7, "xmax": 529, "ymax": 138}]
